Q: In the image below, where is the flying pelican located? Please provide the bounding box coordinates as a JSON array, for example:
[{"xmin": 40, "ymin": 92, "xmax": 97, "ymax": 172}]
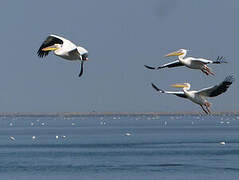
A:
[
  {"xmin": 151, "ymin": 75, "xmax": 234, "ymax": 114},
  {"xmin": 145, "ymin": 49, "xmax": 227, "ymax": 75},
  {"xmin": 37, "ymin": 34, "xmax": 89, "ymax": 77}
]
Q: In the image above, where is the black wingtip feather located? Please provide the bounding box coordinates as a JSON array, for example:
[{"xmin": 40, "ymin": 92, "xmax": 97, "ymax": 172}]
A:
[
  {"xmin": 151, "ymin": 83, "xmax": 164, "ymax": 93},
  {"xmin": 145, "ymin": 65, "xmax": 156, "ymax": 70},
  {"xmin": 213, "ymin": 56, "xmax": 228, "ymax": 64},
  {"xmin": 223, "ymin": 75, "xmax": 235, "ymax": 85},
  {"xmin": 37, "ymin": 35, "xmax": 63, "ymax": 58},
  {"xmin": 151, "ymin": 83, "xmax": 159, "ymax": 91},
  {"xmin": 209, "ymin": 75, "xmax": 235, "ymax": 97}
]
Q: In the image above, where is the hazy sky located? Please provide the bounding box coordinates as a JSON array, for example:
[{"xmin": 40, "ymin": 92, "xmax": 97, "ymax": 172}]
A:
[{"xmin": 0, "ymin": 0, "xmax": 238, "ymax": 113}]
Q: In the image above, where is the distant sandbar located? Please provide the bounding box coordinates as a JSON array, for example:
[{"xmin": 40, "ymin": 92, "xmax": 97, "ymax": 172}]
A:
[{"xmin": 0, "ymin": 111, "xmax": 238, "ymax": 117}]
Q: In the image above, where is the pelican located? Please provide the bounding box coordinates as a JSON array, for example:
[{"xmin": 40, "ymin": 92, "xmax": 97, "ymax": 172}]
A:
[
  {"xmin": 145, "ymin": 49, "xmax": 227, "ymax": 75},
  {"xmin": 151, "ymin": 75, "xmax": 234, "ymax": 114},
  {"xmin": 37, "ymin": 34, "xmax": 89, "ymax": 77}
]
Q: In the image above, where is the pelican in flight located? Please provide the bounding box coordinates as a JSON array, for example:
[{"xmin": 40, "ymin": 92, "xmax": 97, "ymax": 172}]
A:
[
  {"xmin": 37, "ymin": 34, "xmax": 89, "ymax": 77},
  {"xmin": 151, "ymin": 75, "xmax": 234, "ymax": 114},
  {"xmin": 145, "ymin": 49, "xmax": 227, "ymax": 75}
]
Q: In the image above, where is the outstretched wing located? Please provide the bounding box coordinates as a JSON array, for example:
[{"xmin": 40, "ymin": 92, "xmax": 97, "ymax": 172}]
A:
[
  {"xmin": 191, "ymin": 56, "xmax": 227, "ymax": 65},
  {"xmin": 145, "ymin": 60, "xmax": 184, "ymax": 70},
  {"xmin": 191, "ymin": 58, "xmax": 213, "ymax": 64},
  {"xmin": 151, "ymin": 83, "xmax": 187, "ymax": 98},
  {"xmin": 197, "ymin": 75, "xmax": 234, "ymax": 97},
  {"xmin": 37, "ymin": 35, "xmax": 64, "ymax": 58}
]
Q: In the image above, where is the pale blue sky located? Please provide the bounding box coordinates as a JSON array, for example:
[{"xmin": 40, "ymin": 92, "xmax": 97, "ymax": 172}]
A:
[{"xmin": 0, "ymin": 0, "xmax": 238, "ymax": 112}]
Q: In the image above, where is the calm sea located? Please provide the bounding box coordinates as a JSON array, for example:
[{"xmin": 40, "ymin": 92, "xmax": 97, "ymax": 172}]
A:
[{"xmin": 0, "ymin": 114, "xmax": 239, "ymax": 180}]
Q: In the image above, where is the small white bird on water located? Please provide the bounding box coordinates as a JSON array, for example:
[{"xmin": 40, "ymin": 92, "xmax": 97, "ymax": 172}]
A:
[
  {"xmin": 37, "ymin": 34, "xmax": 89, "ymax": 77},
  {"xmin": 145, "ymin": 49, "xmax": 227, "ymax": 75},
  {"xmin": 10, "ymin": 136, "xmax": 16, "ymax": 141},
  {"xmin": 125, "ymin": 133, "xmax": 131, "ymax": 136},
  {"xmin": 219, "ymin": 141, "xmax": 226, "ymax": 145}
]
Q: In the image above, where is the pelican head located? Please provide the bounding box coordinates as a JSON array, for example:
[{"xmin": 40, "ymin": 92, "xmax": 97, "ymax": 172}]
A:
[
  {"xmin": 171, "ymin": 83, "xmax": 191, "ymax": 90},
  {"xmin": 42, "ymin": 44, "xmax": 61, "ymax": 52},
  {"xmin": 165, "ymin": 49, "xmax": 188, "ymax": 58}
]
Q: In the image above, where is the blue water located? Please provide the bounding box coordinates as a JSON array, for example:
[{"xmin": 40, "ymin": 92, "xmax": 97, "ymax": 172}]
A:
[{"xmin": 0, "ymin": 114, "xmax": 239, "ymax": 180}]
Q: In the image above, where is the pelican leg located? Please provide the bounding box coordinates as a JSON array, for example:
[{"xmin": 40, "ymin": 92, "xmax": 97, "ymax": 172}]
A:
[
  {"xmin": 205, "ymin": 102, "xmax": 212, "ymax": 114},
  {"xmin": 202, "ymin": 65, "xmax": 214, "ymax": 76},
  {"xmin": 205, "ymin": 66, "xmax": 215, "ymax": 76},
  {"xmin": 201, "ymin": 68, "xmax": 209, "ymax": 75},
  {"xmin": 206, "ymin": 106, "xmax": 211, "ymax": 114},
  {"xmin": 200, "ymin": 105, "xmax": 208, "ymax": 114}
]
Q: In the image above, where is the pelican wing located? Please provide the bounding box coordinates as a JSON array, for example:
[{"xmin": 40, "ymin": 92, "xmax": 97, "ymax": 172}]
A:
[
  {"xmin": 151, "ymin": 83, "xmax": 187, "ymax": 98},
  {"xmin": 145, "ymin": 60, "xmax": 184, "ymax": 70},
  {"xmin": 37, "ymin": 35, "xmax": 64, "ymax": 58},
  {"xmin": 67, "ymin": 47, "xmax": 88, "ymax": 60},
  {"xmin": 191, "ymin": 56, "xmax": 227, "ymax": 64},
  {"xmin": 197, "ymin": 75, "xmax": 234, "ymax": 97},
  {"xmin": 191, "ymin": 58, "xmax": 213, "ymax": 64},
  {"xmin": 67, "ymin": 48, "xmax": 81, "ymax": 58}
]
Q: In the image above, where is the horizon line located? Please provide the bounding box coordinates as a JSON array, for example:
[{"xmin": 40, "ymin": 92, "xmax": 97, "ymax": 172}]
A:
[{"xmin": 0, "ymin": 111, "xmax": 238, "ymax": 116}]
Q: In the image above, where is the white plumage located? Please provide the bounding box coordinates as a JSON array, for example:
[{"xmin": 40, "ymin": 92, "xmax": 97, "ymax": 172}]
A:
[
  {"xmin": 145, "ymin": 49, "xmax": 227, "ymax": 75},
  {"xmin": 151, "ymin": 75, "xmax": 234, "ymax": 114},
  {"xmin": 38, "ymin": 34, "xmax": 89, "ymax": 77}
]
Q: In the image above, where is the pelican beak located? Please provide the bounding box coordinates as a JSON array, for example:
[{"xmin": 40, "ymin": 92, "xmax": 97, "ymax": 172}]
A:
[
  {"xmin": 165, "ymin": 50, "xmax": 184, "ymax": 57},
  {"xmin": 42, "ymin": 45, "xmax": 58, "ymax": 51},
  {"xmin": 171, "ymin": 83, "xmax": 188, "ymax": 88}
]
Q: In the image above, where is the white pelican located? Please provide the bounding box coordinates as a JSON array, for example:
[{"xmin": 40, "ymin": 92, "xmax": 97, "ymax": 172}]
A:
[
  {"xmin": 145, "ymin": 49, "xmax": 227, "ymax": 75},
  {"xmin": 151, "ymin": 75, "xmax": 234, "ymax": 114},
  {"xmin": 37, "ymin": 34, "xmax": 89, "ymax": 77}
]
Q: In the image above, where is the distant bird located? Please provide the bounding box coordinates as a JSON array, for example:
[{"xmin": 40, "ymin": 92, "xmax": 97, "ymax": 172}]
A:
[
  {"xmin": 37, "ymin": 34, "xmax": 89, "ymax": 77},
  {"xmin": 145, "ymin": 49, "xmax": 227, "ymax": 75},
  {"xmin": 219, "ymin": 141, "xmax": 226, "ymax": 145},
  {"xmin": 151, "ymin": 75, "xmax": 234, "ymax": 114},
  {"xmin": 125, "ymin": 132, "xmax": 132, "ymax": 136},
  {"xmin": 9, "ymin": 136, "xmax": 16, "ymax": 141}
]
